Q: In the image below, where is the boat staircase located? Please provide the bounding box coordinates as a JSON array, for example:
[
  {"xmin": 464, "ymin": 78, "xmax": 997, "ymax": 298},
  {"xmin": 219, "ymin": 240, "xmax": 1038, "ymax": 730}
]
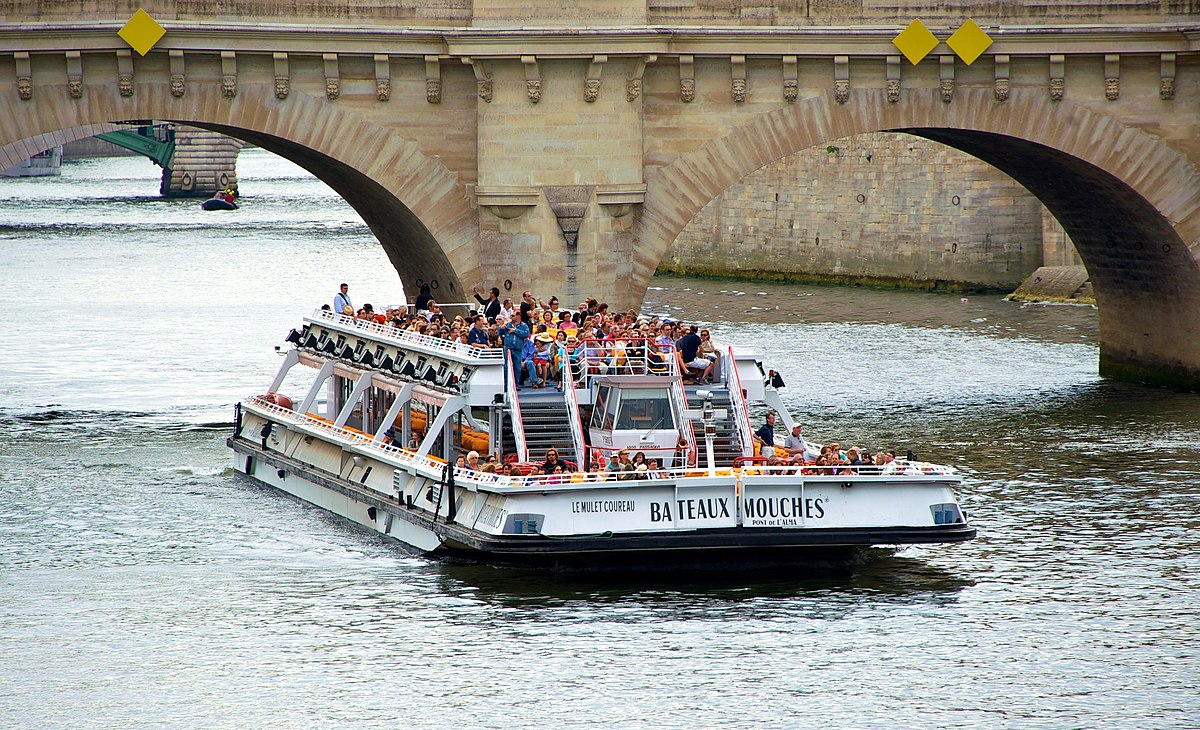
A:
[
  {"xmin": 501, "ymin": 391, "xmax": 581, "ymax": 465},
  {"xmin": 683, "ymin": 386, "xmax": 747, "ymax": 467}
]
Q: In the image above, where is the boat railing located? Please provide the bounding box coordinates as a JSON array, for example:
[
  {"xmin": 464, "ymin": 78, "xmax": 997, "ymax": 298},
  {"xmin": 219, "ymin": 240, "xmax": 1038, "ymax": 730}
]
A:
[
  {"xmin": 504, "ymin": 357, "xmax": 529, "ymax": 462},
  {"xmin": 733, "ymin": 459, "xmax": 958, "ymax": 477},
  {"xmin": 568, "ymin": 337, "xmax": 679, "ymax": 387},
  {"xmin": 243, "ymin": 395, "xmax": 957, "ymax": 493},
  {"xmin": 245, "ymin": 395, "xmax": 449, "ymax": 473},
  {"xmin": 311, "ymin": 308, "xmax": 504, "ymax": 362},
  {"xmin": 668, "ymin": 376, "xmax": 699, "ymax": 468},
  {"xmin": 560, "ymin": 356, "xmax": 588, "ymax": 468},
  {"xmin": 724, "ymin": 346, "xmax": 755, "ymax": 457}
]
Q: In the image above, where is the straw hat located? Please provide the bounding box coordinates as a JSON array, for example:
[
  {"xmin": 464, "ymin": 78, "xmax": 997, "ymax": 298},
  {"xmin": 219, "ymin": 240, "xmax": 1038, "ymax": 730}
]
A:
[{"xmin": 535, "ymin": 332, "xmax": 553, "ymax": 343}]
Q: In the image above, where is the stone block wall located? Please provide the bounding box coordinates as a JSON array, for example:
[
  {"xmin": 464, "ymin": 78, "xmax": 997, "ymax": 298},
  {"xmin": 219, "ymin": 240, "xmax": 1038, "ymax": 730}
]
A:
[
  {"xmin": 162, "ymin": 125, "xmax": 244, "ymax": 197},
  {"xmin": 661, "ymin": 132, "xmax": 1051, "ymax": 291}
]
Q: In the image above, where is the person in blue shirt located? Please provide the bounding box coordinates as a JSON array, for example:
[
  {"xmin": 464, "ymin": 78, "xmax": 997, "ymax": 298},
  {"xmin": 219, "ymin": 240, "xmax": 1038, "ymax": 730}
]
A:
[
  {"xmin": 467, "ymin": 315, "xmax": 490, "ymax": 347},
  {"xmin": 520, "ymin": 335, "xmax": 540, "ymax": 387},
  {"xmin": 333, "ymin": 283, "xmax": 352, "ymax": 315},
  {"xmin": 499, "ymin": 312, "xmax": 530, "ymax": 387}
]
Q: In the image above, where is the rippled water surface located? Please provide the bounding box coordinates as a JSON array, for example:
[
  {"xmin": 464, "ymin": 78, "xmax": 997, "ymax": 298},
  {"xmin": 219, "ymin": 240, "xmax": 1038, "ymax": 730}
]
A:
[{"xmin": 2, "ymin": 151, "xmax": 1198, "ymax": 728}]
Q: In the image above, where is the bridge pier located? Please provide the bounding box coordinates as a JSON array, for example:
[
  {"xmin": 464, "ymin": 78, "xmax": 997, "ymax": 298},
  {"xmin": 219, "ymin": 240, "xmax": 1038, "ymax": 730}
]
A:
[{"xmin": 161, "ymin": 126, "xmax": 243, "ymax": 198}]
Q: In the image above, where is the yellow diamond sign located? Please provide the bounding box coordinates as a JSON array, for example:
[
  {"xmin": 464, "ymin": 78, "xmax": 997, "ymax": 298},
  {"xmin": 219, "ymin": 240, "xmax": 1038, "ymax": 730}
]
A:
[
  {"xmin": 947, "ymin": 19, "xmax": 993, "ymax": 65},
  {"xmin": 118, "ymin": 9, "xmax": 165, "ymax": 57},
  {"xmin": 893, "ymin": 19, "xmax": 939, "ymax": 65}
]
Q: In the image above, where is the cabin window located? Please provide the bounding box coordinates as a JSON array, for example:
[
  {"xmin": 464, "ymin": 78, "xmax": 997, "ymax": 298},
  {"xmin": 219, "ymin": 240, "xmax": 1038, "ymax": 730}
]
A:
[
  {"xmin": 591, "ymin": 385, "xmax": 612, "ymax": 430},
  {"xmin": 614, "ymin": 388, "xmax": 674, "ymax": 430}
]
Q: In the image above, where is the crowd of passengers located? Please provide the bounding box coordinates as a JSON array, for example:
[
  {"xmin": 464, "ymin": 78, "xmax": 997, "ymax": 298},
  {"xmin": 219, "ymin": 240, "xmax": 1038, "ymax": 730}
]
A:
[
  {"xmin": 450, "ymin": 446, "xmax": 679, "ymax": 481},
  {"xmin": 333, "ymin": 282, "xmax": 907, "ymax": 478},
  {"xmin": 442, "ymin": 442, "xmax": 907, "ymax": 481},
  {"xmin": 327, "ymin": 282, "xmax": 720, "ymax": 387}
]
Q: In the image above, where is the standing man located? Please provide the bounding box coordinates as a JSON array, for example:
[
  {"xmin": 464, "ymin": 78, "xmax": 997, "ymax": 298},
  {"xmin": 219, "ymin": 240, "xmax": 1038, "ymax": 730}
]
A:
[
  {"xmin": 333, "ymin": 283, "xmax": 352, "ymax": 315},
  {"xmin": 499, "ymin": 312, "xmax": 531, "ymax": 387},
  {"xmin": 753, "ymin": 411, "xmax": 778, "ymax": 458},
  {"xmin": 473, "ymin": 286, "xmax": 502, "ymax": 322}
]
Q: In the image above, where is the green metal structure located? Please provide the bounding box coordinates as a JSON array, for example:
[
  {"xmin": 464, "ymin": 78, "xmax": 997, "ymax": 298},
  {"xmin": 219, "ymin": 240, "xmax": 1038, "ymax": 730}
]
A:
[{"xmin": 95, "ymin": 126, "xmax": 175, "ymax": 168}]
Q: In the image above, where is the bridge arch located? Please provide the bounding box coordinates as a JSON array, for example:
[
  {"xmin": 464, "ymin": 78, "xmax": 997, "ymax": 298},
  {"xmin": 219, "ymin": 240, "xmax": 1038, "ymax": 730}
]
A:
[
  {"xmin": 639, "ymin": 88, "xmax": 1200, "ymax": 387},
  {"xmin": 0, "ymin": 77, "xmax": 480, "ymax": 300}
]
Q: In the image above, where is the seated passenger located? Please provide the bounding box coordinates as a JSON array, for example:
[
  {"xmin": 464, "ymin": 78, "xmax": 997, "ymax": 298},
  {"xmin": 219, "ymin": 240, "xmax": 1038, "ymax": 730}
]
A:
[
  {"xmin": 533, "ymin": 333, "xmax": 553, "ymax": 384},
  {"xmin": 677, "ymin": 324, "xmax": 714, "ymax": 382},
  {"xmin": 541, "ymin": 448, "xmax": 564, "ymax": 474},
  {"xmin": 646, "ymin": 459, "xmax": 666, "ymax": 479}
]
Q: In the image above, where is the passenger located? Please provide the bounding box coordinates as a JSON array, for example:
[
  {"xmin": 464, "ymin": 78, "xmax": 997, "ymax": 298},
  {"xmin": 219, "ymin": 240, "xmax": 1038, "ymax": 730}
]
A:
[
  {"xmin": 752, "ymin": 412, "xmax": 778, "ymax": 455},
  {"xmin": 480, "ymin": 463, "xmax": 497, "ymax": 474},
  {"xmin": 697, "ymin": 329, "xmax": 720, "ymax": 375},
  {"xmin": 541, "ymin": 448, "xmax": 564, "ymax": 474},
  {"xmin": 533, "ymin": 333, "xmax": 553, "ymax": 384},
  {"xmin": 454, "ymin": 454, "xmax": 466, "ymax": 469},
  {"xmin": 465, "ymin": 451, "xmax": 481, "ymax": 471},
  {"xmin": 333, "ymin": 283, "xmax": 352, "ymax": 315},
  {"xmin": 614, "ymin": 449, "xmax": 636, "ymax": 480},
  {"xmin": 505, "ymin": 463, "xmax": 524, "ymax": 478},
  {"xmin": 634, "ymin": 463, "xmax": 649, "ymax": 479},
  {"xmin": 499, "ymin": 312, "xmax": 530, "ymax": 386},
  {"xmin": 677, "ymin": 324, "xmax": 714, "ymax": 383},
  {"xmin": 632, "ymin": 451, "xmax": 647, "ymax": 469},
  {"xmin": 413, "ymin": 283, "xmax": 433, "ymax": 313},
  {"xmin": 467, "ymin": 315, "xmax": 490, "ymax": 347},
  {"xmin": 783, "ymin": 423, "xmax": 818, "ymax": 463},
  {"xmin": 472, "ymin": 286, "xmax": 502, "ymax": 322},
  {"xmin": 646, "ymin": 459, "xmax": 666, "ymax": 479},
  {"xmin": 521, "ymin": 334, "xmax": 541, "ymax": 387}
]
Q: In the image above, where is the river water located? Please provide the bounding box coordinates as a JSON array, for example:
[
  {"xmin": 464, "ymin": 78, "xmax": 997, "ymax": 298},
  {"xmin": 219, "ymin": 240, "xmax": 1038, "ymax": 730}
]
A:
[{"xmin": 2, "ymin": 150, "xmax": 1198, "ymax": 728}]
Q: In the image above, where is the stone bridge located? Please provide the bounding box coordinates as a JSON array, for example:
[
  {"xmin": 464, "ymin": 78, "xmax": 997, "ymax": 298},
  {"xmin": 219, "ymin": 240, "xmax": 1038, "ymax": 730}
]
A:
[{"xmin": 1, "ymin": 2, "xmax": 1199, "ymax": 386}]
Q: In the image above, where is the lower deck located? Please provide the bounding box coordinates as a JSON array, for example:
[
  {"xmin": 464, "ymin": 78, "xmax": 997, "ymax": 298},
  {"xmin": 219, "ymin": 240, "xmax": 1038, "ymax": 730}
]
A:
[{"xmin": 229, "ymin": 406, "xmax": 975, "ymax": 572}]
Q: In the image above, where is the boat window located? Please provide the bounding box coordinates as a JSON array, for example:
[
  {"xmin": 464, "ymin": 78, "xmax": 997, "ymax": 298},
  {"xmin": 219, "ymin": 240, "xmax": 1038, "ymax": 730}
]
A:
[
  {"xmin": 591, "ymin": 385, "xmax": 610, "ymax": 430},
  {"xmin": 614, "ymin": 388, "xmax": 674, "ymax": 430},
  {"xmin": 604, "ymin": 387, "xmax": 620, "ymax": 430}
]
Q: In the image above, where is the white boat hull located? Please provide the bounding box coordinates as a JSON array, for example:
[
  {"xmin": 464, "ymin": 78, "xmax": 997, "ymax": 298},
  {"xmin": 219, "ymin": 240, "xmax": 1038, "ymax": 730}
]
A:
[{"xmin": 229, "ymin": 404, "xmax": 973, "ymax": 572}]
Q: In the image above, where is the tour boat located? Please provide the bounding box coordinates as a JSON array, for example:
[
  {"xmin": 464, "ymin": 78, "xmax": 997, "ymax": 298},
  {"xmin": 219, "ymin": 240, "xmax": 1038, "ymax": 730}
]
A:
[
  {"xmin": 2, "ymin": 146, "xmax": 62, "ymax": 177},
  {"xmin": 227, "ymin": 308, "xmax": 975, "ymax": 572}
]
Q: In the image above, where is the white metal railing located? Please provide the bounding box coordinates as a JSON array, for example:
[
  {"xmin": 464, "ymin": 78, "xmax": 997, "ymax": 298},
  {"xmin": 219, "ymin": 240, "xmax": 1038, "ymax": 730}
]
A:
[
  {"xmin": 568, "ymin": 338, "xmax": 679, "ymax": 388},
  {"xmin": 245, "ymin": 396, "xmax": 447, "ymax": 474},
  {"xmin": 668, "ymin": 376, "xmax": 698, "ymax": 468},
  {"xmin": 504, "ymin": 356, "xmax": 528, "ymax": 462},
  {"xmin": 311, "ymin": 308, "xmax": 504, "ymax": 361},
  {"xmin": 242, "ymin": 396, "xmax": 957, "ymax": 492},
  {"xmin": 725, "ymin": 346, "xmax": 755, "ymax": 457},
  {"xmin": 560, "ymin": 353, "xmax": 588, "ymax": 468}
]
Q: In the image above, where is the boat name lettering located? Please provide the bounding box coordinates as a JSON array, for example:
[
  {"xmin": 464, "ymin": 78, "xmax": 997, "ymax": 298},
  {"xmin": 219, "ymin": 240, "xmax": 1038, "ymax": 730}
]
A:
[
  {"xmin": 743, "ymin": 496, "xmax": 825, "ymax": 526},
  {"xmin": 572, "ymin": 499, "xmax": 637, "ymax": 514},
  {"xmin": 649, "ymin": 497, "xmax": 731, "ymax": 523}
]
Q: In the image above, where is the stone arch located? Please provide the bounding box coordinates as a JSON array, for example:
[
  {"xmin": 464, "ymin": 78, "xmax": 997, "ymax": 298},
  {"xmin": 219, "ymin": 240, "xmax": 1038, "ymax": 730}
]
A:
[
  {"xmin": 0, "ymin": 79, "xmax": 480, "ymax": 299},
  {"xmin": 638, "ymin": 88, "xmax": 1200, "ymax": 387},
  {"xmin": 0, "ymin": 122, "xmax": 142, "ymax": 167}
]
